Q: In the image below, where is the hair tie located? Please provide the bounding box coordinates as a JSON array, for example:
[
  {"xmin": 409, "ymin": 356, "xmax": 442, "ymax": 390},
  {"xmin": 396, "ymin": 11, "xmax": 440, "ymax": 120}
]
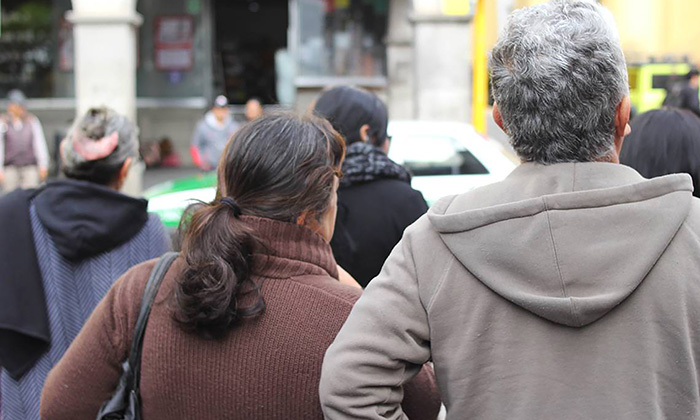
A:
[
  {"xmin": 71, "ymin": 131, "xmax": 119, "ymax": 161},
  {"xmin": 220, "ymin": 197, "xmax": 243, "ymax": 218}
]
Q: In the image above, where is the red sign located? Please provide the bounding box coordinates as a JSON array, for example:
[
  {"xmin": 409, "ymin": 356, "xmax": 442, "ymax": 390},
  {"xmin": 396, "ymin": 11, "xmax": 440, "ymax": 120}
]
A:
[{"xmin": 154, "ymin": 15, "xmax": 194, "ymax": 71}]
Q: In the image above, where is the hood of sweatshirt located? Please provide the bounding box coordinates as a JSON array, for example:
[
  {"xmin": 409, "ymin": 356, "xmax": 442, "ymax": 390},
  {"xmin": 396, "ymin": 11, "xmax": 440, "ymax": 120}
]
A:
[
  {"xmin": 428, "ymin": 162, "xmax": 694, "ymax": 327},
  {"xmin": 34, "ymin": 178, "xmax": 149, "ymax": 261}
]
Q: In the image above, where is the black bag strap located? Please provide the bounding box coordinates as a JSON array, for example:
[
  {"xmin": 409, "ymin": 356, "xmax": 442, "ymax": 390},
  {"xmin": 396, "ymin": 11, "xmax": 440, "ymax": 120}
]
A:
[{"xmin": 125, "ymin": 252, "xmax": 179, "ymax": 392}]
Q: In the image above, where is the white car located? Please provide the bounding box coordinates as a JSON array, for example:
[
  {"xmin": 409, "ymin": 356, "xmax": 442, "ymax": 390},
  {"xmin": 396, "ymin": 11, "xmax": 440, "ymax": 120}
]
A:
[
  {"xmin": 388, "ymin": 121, "xmax": 518, "ymax": 205},
  {"xmin": 146, "ymin": 121, "xmax": 518, "ymax": 227}
]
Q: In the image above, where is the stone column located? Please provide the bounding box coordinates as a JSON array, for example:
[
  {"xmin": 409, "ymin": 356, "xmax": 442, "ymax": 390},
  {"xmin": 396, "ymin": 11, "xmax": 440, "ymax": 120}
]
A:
[
  {"xmin": 386, "ymin": 0, "xmax": 416, "ymax": 119},
  {"xmin": 411, "ymin": 2, "xmax": 472, "ymax": 121},
  {"xmin": 67, "ymin": 0, "xmax": 143, "ymax": 194},
  {"xmin": 68, "ymin": 0, "xmax": 141, "ymax": 121}
]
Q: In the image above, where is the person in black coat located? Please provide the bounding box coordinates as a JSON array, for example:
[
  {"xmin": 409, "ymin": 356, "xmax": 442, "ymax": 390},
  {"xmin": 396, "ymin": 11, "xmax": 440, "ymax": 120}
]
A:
[
  {"xmin": 313, "ymin": 86, "xmax": 427, "ymax": 287},
  {"xmin": 620, "ymin": 107, "xmax": 700, "ymax": 198},
  {"xmin": 663, "ymin": 69, "xmax": 700, "ymax": 118}
]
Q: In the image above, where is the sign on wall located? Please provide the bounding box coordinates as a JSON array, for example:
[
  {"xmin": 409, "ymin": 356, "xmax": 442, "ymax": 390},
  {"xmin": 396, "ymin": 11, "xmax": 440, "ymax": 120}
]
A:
[{"xmin": 154, "ymin": 15, "xmax": 194, "ymax": 71}]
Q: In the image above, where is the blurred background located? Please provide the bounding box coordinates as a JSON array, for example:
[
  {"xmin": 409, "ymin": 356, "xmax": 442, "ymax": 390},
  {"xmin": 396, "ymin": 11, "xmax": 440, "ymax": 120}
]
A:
[{"xmin": 0, "ymin": 0, "xmax": 696, "ymax": 188}]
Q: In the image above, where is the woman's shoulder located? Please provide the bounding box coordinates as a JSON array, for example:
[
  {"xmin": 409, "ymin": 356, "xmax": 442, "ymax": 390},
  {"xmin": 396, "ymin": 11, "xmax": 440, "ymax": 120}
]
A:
[
  {"xmin": 342, "ymin": 177, "xmax": 421, "ymax": 197},
  {"xmin": 340, "ymin": 179, "xmax": 427, "ymax": 214},
  {"xmin": 288, "ymin": 274, "xmax": 362, "ymax": 308},
  {"xmin": 137, "ymin": 213, "xmax": 173, "ymax": 251},
  {"xmin": 111, "ymin": 258, "xmax": 160, "ymax": 305},
  {"xmin": 145, "ymin": 212, "xmax": 168, "ymax": 232},
  {"xmin": 114, "ymin": 254, "xmax": 182, "ymax": 297},
  {"xmin": 104, "ymin": 255, "xmax": 182, "ymax": 337}
]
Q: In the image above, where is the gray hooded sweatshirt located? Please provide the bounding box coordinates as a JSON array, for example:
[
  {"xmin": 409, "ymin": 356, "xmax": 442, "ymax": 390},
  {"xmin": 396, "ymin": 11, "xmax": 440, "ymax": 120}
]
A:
[
  {"xmin": 320, "ymin": 162, "xmax": 700, "ymax": 419},
  {"xmin": 191, "ymin": 111, "xmax": 240, "ymax": 169}
]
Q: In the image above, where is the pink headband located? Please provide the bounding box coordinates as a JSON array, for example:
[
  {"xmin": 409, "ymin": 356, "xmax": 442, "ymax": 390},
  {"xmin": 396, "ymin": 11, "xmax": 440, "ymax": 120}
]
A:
[{"xmin": 71, "ymin": 131, "xmax": 119, "ymax": 160}]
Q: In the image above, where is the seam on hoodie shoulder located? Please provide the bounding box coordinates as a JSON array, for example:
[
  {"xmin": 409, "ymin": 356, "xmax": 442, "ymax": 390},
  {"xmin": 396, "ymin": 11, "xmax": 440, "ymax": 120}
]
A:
[
  {"xmin": 543, "ymin": 197, "xmax": 580, "ymax": 325},
  {"xmin": 404, "ymin": 233, "xmax": 433, "ymax": 315},
  {"xmin": 426, "ymin": 254, "xmax": 457, "ymax": 314},
  {"xmin": 441, "ymin": 194, "xmax": 459, "ymax": 214},
  {"xmin": 681, "ymin": 220, "xmax": 700, "ymax": 246}
]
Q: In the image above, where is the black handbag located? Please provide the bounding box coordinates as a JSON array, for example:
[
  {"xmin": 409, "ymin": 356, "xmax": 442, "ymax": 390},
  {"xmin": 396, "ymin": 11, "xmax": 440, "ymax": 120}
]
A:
[{"xmin": 96, "ymin": 252, "xmax": 179, "ymax": 420}]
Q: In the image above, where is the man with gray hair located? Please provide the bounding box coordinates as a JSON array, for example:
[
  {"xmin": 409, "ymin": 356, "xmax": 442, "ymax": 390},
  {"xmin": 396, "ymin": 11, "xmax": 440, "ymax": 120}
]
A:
[{"xmin": 320, "ymin": 1, "xmax": 700, "ymax": 418}]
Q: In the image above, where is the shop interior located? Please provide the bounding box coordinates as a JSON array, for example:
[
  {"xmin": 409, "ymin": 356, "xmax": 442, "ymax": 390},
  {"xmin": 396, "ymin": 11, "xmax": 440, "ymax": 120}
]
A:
[{"xmin": 213, "ymin": 0, "xmax": 288, "ymax": 105}]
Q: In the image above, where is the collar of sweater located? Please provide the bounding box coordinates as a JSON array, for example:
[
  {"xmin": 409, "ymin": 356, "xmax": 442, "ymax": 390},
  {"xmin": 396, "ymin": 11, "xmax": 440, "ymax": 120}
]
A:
[{"xmin": 243, "ymin": 216, "xmax": 339, "ymax": 280}]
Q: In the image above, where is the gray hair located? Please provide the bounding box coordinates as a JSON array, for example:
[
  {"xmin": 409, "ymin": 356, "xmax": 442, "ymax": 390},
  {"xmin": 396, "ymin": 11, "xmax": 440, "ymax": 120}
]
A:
[
  {"xmin": 62, "ymin": 107, "xmax": 139, "ymax": 183},
  {"xmin": 489, "ymin": 0, "xmax": 628, "ymax": 164}
]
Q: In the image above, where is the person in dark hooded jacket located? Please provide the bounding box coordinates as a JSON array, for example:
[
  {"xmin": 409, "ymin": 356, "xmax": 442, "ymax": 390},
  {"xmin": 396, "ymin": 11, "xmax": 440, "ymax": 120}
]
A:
[
  {"xmin": 663, "ymin": 69, "xmax": 700, "ymax": 118},
  {"xmin": 0, "ymin": 107, "xmax": 170, "ymax": 420},
  {"xmin": 621, "ymin": 108, "xmax": 700, "ymax": 198},
  {"xmin": 313, "ymin": 86, "xmax": 427, "ymax": 287}
]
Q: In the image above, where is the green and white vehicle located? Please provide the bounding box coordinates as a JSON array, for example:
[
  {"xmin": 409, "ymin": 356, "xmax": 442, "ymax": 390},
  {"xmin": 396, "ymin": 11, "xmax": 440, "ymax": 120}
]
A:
[{"xmin": 145, "ymin": 121, "xmax": 519, "ymax": 230}]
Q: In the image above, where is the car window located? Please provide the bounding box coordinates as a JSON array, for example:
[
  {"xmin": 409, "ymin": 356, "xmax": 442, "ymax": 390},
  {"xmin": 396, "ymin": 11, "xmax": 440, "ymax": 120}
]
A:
[{"xmin": 390, "ymin": 135, "xmax": 489, "ymax": 176}]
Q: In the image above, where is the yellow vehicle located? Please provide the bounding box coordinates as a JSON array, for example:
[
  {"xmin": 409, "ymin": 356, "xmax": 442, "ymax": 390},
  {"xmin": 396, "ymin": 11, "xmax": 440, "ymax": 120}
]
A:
[{"xmin": 628, "ymin": 61, "xmax": 693, "ymax": 114}]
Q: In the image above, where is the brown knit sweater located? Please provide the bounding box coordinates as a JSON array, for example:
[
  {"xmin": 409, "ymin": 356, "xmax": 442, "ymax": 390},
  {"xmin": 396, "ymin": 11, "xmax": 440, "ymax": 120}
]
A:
[{"xmin": 40, "ymin": 216, "xmax": 440, "ymax": 419}]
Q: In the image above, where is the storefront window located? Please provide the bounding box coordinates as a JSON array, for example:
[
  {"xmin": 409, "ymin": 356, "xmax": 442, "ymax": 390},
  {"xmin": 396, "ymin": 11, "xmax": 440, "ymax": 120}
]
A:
[
  {"xmin": 136, "ymin": 0, "xmax": 212, "ymax": 101},
  {"xmin": 0, "ymin": 0, "xmax": 73, "ymax": 98},
  {"xmin": 214, "ymin": 0, "xmax": 288, "ymax": 104},
  {"xmin": 295, "ymin": 0, "xmax": 388, "ymax": 81}
]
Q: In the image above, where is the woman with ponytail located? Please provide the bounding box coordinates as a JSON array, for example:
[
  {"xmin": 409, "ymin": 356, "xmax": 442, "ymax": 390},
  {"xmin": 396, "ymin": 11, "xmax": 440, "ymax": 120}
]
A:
[{"xmin": 41, "ymin": 113, "xmax": 440, "ymax": 419}]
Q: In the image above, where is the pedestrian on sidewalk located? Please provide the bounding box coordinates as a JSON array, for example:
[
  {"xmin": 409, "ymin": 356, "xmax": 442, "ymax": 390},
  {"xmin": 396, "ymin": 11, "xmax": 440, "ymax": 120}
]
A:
[
  {"xmin": 321, "ymin": 1, "xmax": 700, "ymax": 419},
  {"xmin": 0, "ymin": 107, "xmax": 170, "ymax": 420},
  {"xmin": 313, "ymin": 86, "xmax": 427, "ymax": 287},
  {"xmin": 190, "ymin": 95, "xmax": 239, "ymax": 171},
  {"xmin": 244, "ymin": 97, "xmax": 264, "ymax": 122},
  {"xmin": 0, "ymin": 90, "xmax": 49, "ymax": 192},
  {"xmin": 40, "ymin": 113, "xmax": 440, "ymax": 420},
  {"xmin": 621, "ymin": 108, "xmax": 700, "ymax": 198},
  {"xmin": 663, "ymin": 68, "xmax": 700, "ymax": 118}
]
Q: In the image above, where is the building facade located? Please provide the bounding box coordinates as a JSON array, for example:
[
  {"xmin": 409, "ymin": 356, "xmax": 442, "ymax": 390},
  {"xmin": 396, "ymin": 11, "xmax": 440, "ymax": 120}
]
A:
[
  {"xmin": 4, "ymin": 0, "xmax": 693, "ymax": 175},
  {"xmin": 1, "ymin": 0, "xmax": 476, "ymax": 171},
  {"xmin": 514, "ymin": 0, "xmax": 700, "ymax": 64}
]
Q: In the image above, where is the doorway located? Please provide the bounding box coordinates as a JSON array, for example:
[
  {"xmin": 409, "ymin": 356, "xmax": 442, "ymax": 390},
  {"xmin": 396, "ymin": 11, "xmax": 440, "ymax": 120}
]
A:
[{"xmin": 213, "ymin": 0, "xmax": 289, "ymax": 105}]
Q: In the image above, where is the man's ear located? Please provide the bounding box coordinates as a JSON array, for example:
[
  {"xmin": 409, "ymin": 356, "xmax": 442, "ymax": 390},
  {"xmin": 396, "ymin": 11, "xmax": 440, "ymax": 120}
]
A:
[
  {"xmin": 615, "ymin": 96, "xmax": 631, "ymax": 139},
  {"xmin": 493, "ymin": 103, "xmax": 505, "ymax": 132},
  {"xmin": 613, "ymin": 96, "xmax": 632, "ymax": 158}
]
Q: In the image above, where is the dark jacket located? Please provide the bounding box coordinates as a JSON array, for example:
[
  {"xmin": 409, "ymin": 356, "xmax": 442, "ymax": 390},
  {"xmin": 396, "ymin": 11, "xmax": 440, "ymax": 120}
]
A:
[
  {"xmin": 620, "ymin": 108, "xmax": 700, "ymax": 199},
  {"xmin": 665, "ymin": 82, "xmax": 700, "ymax": 118},
  {"xmin": 679, "ymin": 84, "xmax": 700, "ymax": 118},
  {"xmin": 0, "ymin": 180, "xmax": 170, "ymax": 420},
  {"xmin": 331, "ymin": 142, "xmax": 428, "ymax": 287}
]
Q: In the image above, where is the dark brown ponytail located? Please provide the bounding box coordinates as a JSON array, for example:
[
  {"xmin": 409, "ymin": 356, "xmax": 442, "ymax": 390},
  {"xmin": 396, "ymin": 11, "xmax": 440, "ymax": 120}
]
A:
[
  {"xmin": 175, "ymin": 200, "xmax": 263, "ymax": 339},
  {"xmin": 174, "ymin": 113, "xmax": 345, "ymax": 339}
]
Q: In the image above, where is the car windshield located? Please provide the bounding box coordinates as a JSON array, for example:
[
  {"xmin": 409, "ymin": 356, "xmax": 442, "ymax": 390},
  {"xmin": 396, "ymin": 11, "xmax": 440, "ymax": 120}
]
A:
[{"xmin": 390, "ymin": 135, "xmax": 489, "ymax": 176}]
